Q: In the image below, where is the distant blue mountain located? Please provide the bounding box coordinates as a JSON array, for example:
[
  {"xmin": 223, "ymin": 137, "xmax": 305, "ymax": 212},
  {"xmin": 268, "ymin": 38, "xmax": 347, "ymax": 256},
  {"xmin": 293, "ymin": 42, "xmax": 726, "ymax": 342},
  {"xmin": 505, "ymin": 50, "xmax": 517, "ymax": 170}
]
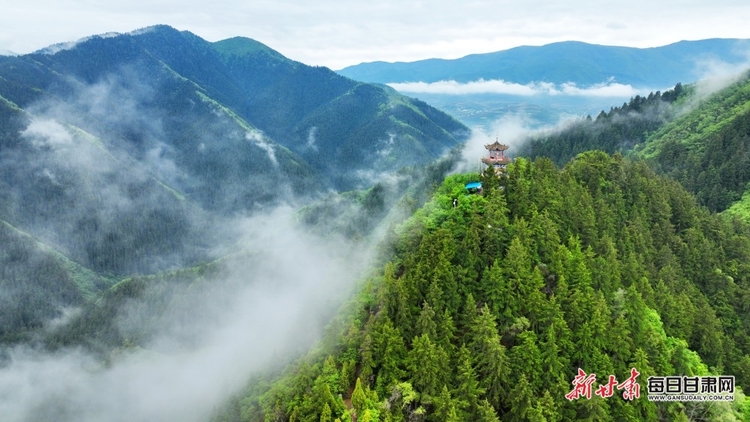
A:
[{"xmin": 338, "ymin": 39, "xmax": 750, "ymax": 87}]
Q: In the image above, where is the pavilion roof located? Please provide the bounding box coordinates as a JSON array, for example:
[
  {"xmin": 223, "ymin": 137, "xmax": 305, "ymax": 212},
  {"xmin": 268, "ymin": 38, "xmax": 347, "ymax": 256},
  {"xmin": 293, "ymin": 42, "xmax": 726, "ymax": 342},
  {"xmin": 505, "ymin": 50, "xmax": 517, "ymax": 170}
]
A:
[{"xmin": 484, "ymin": 140, "xmax": 509, "ymax": 151}]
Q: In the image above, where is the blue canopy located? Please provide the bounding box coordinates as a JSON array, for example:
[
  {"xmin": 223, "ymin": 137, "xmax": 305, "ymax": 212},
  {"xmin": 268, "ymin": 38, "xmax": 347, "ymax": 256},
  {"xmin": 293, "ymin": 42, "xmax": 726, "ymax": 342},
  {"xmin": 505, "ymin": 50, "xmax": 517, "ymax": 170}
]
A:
[{"xmin": 465, "ymin": 182, "xmax": 482, "ymax": 190}]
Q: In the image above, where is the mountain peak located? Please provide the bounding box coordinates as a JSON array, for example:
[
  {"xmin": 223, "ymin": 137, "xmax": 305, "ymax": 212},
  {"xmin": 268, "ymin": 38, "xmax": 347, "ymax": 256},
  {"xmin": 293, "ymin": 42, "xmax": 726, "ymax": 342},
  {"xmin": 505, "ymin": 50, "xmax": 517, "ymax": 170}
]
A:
[
  {"xmin": 128, "ymin": 24, "xmax": 177, "ymax": 34},
  {"xmin": 212, "ymin": 36, "xmax": 286, "ymax": 61}
]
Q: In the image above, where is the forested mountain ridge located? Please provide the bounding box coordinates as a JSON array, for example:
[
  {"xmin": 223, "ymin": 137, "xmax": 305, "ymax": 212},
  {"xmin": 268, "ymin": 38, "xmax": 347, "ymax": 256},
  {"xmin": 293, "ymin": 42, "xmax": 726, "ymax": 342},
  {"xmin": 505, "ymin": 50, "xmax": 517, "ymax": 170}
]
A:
[
  {"xmin": 4, "ymin": 25, "xmax": 750, "ymax": 422},
  {"xmin": 521, "ymin": 83, "xmax": 687, "ymax": 167},
  {"xmin": 217, "ymin": 152, "xmax": 750, "ymax": 422},
  {"xmin": 634, "ymin": 73, "xmax": 750, "ymax": 216},
  {"xmin": 0, "ymin": 25, "xmax": 468, "ymax": 345},
  {"xmin": 337, "ymin": 39, "xmax": 750, "ymax": 88},
  {"xmin": 525, "ymin": 71, "xmax": 750, "ymax": 219},
  {"xmin": 0, "ymin": 25, "xmax": 468, "ymax": 192}
]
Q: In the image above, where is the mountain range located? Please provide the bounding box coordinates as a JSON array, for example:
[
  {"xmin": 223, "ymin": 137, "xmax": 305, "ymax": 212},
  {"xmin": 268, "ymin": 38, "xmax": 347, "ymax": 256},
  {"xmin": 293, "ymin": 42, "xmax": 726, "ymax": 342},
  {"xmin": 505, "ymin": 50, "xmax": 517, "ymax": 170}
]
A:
[
  {"xmin": 0, "ymin": 25, "xmax": 467, "ymax": 341},
  {"xmin": 338, "ymin": 39, "xmax": 750, "ymax": 88}
]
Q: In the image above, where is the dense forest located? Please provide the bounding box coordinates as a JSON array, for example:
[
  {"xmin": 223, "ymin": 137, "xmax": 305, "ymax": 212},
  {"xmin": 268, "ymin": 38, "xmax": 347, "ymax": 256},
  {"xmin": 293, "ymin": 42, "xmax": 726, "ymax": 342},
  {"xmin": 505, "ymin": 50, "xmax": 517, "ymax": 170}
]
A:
[
  {"xmin": 0, "ymin": 220, "xmax": 106, "ymax": 344},
  {"xmin": 640, "ymin": 73, "xmax": 750, "ymax": 214},
  {"xmin": 214, "ymin": 152, "xmax": 750, "ymax": 421},
  {"xmin": 521, "ymin": 83, "xmax": 686, "ymax": 167},
  {"xmin": 524, "ymin": 72, "xmax": 750, "ymax": 220}
]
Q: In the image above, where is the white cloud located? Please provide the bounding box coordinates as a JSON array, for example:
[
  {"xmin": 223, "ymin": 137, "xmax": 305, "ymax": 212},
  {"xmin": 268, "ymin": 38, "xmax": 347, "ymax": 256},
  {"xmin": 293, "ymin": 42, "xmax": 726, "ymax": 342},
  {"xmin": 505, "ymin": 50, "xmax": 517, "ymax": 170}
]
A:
[
  {"xmin": 452, "ymin": 113, "xmax": 539, "ymax": 174},
  {"xmin": 22, "ymin": 119, "xmax": 74, "ymax": 148},
  {"xmin": 245, "ymin": 130, "xmax": 278, "ymax": 166},
  {"xmin": 306, "ymin": 126, "xmax": 318, "ymax": 151},
  {"xmin": 389, "ymin": 78, "xmax": 648, "ymax": 98},
  {"xmin": 691, "ymin": 53, "xmax": 750, "ymax": 100},
  {"xmin": 557, "ymin": 81, "xmax": 644, "ymax": 97},
  {"xmin": 388, "ymin": 79, "xmax": 538, "ymax": 96}
]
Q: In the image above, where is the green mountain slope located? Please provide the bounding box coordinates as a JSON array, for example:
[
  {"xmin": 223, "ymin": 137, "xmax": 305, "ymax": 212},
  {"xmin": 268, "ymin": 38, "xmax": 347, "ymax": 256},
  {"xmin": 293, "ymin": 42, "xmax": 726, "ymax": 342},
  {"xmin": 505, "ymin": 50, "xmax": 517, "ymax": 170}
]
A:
[
  {"xmin": 525, "ymin": 73, "xmax": 750, "ymax": 216},
  {"xmin": 522, "ymin": 83, "xmax": 686, "ymax": 166},
  {"xmin": 636, "ymin": 72, "xmax": 750, "ymax": 214},
  {"xmin": 0, "ymin": 26, "xmax": 468, "ymax": 349},
  {"xmin": 0, "ymin": 89, "xmax": 221, "ymax": 276},
  {"xmin": 218, "ymin": 153, "xmax": 750, "ymax": 422},
  {"xmin": 41, "ymin": 149, "xmax": 466, "ymax": 354},
  {"xmin": 207, "ymin": 35, "xmax": 469, "ymax": 188}
]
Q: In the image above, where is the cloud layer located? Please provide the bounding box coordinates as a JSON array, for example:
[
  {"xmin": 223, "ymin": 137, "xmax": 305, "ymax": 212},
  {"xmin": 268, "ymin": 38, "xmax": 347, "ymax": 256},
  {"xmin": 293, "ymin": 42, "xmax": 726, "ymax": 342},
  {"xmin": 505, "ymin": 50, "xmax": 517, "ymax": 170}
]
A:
[{"xmin": 388, "ymin": 79, "xmax": 651, "ymax": 97}]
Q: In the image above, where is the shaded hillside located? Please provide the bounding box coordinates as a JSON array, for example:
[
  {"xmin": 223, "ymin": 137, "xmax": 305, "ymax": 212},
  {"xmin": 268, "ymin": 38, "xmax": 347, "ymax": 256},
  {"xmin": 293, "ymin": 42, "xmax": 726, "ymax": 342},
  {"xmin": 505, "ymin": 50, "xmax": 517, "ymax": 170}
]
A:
[
  {"xmin": 338, "ymin": 39, "xmax": 750, "ymax": 87},
  {"xmin": 43, "ymin": 255, "xmax": 235, "ymax": 355},
  {"xmin": 0, "ymin": 220, "xmax": 107, "ymax": 344},
  {"xmin": 0, "ymin": 91, "xmax": 225, "ymax": 276},
  {"xmin": 40, "ymin": 148, "xmax": 467, "ymax": 355},
  {"xmin": 211, "ymin": 36, "xmax": 469, "ymax": 188},
  {"xmin": 219, "ymin": 153, "xmax": 750, "ymax": 422},
  {"xmin": 0, "ymin": 27, "xmax": 468, "ymax": 264},
  {"xmin": 0, "ymin": 25, "xmax": 468, "ymax": 211},
  {"xmin": 0, "ymin": 26, "xmax": 468, "ymax": 344}
]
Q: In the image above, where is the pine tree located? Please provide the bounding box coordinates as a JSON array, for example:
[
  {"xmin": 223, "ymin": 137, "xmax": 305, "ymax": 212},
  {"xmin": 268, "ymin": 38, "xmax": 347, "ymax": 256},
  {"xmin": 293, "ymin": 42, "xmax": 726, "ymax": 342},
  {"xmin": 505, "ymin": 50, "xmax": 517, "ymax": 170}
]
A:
[
  {"xmin": 630, "ymin": 349, "xmax": 658, "ymax": 421},
  {"xmin": 476, "ymin": 399, "xmax": 500, "ymax": 422},
  {"xmin": 359, "ymin": 409, "xmax": 373, "ymax": 422},
  {"xmin": 540, "ymin": 319, "xmax": 569, "ymax": 399},
  {"xmin": 468, "ymin": 305, "xmax": 510, "ymax": 407},
  {"xmin": 416, "ymin": 301, "xmax": 438, "ymax": 341},
  {"xmin": 426, "ymin": 281, "xmax": 445, "ymax": 314},
  {"xmin": 430, "ymin": 385, "xmax": 461, "ymax": 422},
  {"xmin": 320, "ymin": 403, "xmax": 332, "ymax": 422},
  {"xmin": 407, "ymin": 334, "xmax": 447, "ymax": 398},
  {"xmin": 351, "ymin": 377, "xmax": 367, "ymax": 416},
  {"xmin": 436, "ymin": 308, "xmax": 456, "ymax": 358},
  {"xmin": 530, "ymin": 210, "xmax": 561, "ymax": 270},
  {"xmin": 510, "ymin": 330, "xmax": 543, "ymax": 393},
  {"xmin": 374, "ymin": 318, "xmax": 407, "ymax": 394},
  {"xmin": 482, "ymin": 260, "xmax": 511, "ymax": 326},
  {"xmin": 453, "ymin": 345, "xmax": 485, "ymax": 418},
  {"xmin": 576, "ymin": 395, "xmax": 612, "ymax": 422},
  {"xmin": 507, "ymin": 374, "xmax": 534, "ymax": 421},
  {"xmin": 459, "ymin": 293, "xmax": 479, "ymax": 339},
  {"xmin": 536, "ymin": 390, "xmax": 561, "ymax": 422},
  {"xmin": 606, "ymin": 314, "xmax": 634, "ymax": 375}
]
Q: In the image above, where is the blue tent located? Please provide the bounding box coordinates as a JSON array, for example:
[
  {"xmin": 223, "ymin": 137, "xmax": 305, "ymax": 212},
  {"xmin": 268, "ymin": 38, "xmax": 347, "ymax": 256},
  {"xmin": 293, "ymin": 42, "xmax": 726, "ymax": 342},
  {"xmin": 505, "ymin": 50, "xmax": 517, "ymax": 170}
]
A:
[{"xmin": 465, "ymin": 182, "xmax": 482, "ymax": 193}]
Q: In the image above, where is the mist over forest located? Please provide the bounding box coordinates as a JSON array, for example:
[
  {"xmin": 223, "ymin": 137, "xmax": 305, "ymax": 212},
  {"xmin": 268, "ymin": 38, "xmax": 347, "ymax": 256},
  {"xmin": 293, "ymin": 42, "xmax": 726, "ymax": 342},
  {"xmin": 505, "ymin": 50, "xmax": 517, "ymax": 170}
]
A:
[{"xmin": 2, "ymin": 24, "xmax": 750, "ymax": 422}]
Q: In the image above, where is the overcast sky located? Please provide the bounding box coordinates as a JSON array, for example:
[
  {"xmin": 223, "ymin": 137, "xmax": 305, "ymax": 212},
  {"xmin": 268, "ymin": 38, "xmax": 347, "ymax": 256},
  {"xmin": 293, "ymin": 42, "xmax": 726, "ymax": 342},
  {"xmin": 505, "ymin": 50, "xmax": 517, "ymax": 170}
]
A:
[{"xmin": 1, "ymin": 0, "xmax": 749, "ymax": 70}]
